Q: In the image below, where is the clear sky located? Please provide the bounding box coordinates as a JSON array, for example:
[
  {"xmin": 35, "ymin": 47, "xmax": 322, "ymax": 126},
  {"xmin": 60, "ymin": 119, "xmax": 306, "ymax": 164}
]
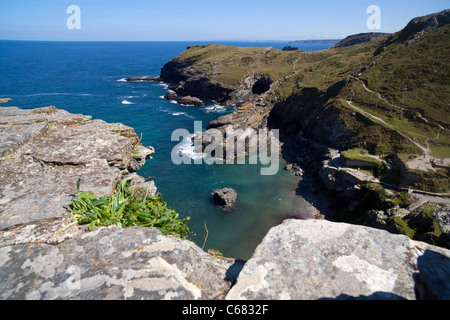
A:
[{"xmin": 0, "ymin": 0, "xmax": 448, "ymax": 41}]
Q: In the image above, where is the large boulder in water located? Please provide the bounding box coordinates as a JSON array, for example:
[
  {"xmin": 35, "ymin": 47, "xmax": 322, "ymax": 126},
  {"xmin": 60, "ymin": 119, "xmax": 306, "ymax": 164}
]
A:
[{"xmin": 213, "ymin": 188, "xmax": 238, "ymax": 211}]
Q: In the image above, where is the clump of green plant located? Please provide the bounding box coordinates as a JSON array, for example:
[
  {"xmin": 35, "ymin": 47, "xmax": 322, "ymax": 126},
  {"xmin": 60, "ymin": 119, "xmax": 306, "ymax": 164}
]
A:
[{"xmin": 61, "ymin": 179, "xmax": 190, "ymax": 239}]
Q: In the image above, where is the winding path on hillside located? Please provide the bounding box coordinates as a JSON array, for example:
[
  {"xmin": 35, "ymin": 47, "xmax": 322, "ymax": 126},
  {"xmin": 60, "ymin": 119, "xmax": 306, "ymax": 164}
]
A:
[
  {"xmin": 352, "ymin": 76, "xmax": 445, "ymax": 131},
  {"xmin": 344, "ymin": 100, "xmax": 430, "ymax": 156}
]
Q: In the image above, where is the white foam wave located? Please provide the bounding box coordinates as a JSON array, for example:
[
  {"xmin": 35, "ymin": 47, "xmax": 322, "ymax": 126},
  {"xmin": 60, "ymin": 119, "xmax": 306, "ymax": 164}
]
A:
[
  {"xmin": 121, "ymin": 100, "xmax": 135, "ymax": 105},
  {"xmin": 174, "ymin": 138, "xmax": 205, "ymax": 161},
  {"xmin": 117, "ymin": 78, "xmax": 127, "ymax": 82},
  {"xmin": 160, "ymin": 109, "xmax": 194, "ymax": 119},
  {"xmin": 203, "ymin": 104, "xmax": 229, "ymax": 114}
]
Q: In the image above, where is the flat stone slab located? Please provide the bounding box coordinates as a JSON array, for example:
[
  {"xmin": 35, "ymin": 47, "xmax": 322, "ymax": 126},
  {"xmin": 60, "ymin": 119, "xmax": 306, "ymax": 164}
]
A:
[{"xmin": 0, "ymin": 161, "xmax": 121, "ymax": 229}]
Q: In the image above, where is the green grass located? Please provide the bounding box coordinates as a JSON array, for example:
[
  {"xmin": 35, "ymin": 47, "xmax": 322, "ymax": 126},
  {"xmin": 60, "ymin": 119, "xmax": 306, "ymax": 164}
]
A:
[
  {"xmin": 62, "ymin": 179, "xmax": 191, "ymax": 239},
  {"xmin": 341, "ymin": 148, "xmax": 384, "ymax": 165}
]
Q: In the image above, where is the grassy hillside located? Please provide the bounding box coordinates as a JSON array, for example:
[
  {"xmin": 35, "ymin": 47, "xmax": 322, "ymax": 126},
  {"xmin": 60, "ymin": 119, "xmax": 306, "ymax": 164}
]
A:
[{"xmin": 163, "ymin": 10, "xmax": 449, "ymax": 167}]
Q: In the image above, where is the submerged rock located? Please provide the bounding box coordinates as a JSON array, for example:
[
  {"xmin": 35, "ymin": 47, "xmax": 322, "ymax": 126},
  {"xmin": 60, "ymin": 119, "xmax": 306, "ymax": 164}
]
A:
[{"xmin": 213, "ymin": 188, "xmax": 238, "ymax": 211}]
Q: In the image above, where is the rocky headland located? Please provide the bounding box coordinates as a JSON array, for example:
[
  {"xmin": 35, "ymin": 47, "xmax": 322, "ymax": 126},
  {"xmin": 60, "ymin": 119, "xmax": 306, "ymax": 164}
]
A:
[{"xmin": 156, "ymin": 9, "xmax": 450, "ymax": 248}]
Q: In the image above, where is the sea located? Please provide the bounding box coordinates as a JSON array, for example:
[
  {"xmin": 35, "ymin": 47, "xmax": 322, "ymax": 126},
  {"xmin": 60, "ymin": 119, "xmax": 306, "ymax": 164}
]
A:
[{"xmin": 0, "ymin": 40, "xmax": 333, "ymax": 260}]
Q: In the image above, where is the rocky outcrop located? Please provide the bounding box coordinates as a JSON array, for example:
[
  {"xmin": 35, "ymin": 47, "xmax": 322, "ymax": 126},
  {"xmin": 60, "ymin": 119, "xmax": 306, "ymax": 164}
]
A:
[
  {"xmin": 226, "ymin": 219, "xmax": 450, "ymax": 300},
  {"xmin": 0, "ymin": 226, "xmax": 243, "ymax": 300},
  {"xmin": 213, "ymin": 188, "xmax": 238, "ymax": 211},
  {"xmin": 399, "ymin": 9, "xmax": 450, "ymax": 41},
  {"xmin": 160, "ymin": 56, "xmax": 234, "ymax": 105},
  {"xmin": 0, "ymin": 106, "xmax": 155, "ymax": 238},
  {"xmin": 332, "ymin": 33, "xmax": 391, "ymax": 48},
  {"xmin": 282, "ymin": 46, "xmax": 300, "ymax": 51},
  {"xmin": 125, "ymin": 77, "xmax": 162, "ymax": 82},
  {"xmin": 375, "ymin": 9, "xmax": 450, "ymax": 54},
  {"xmin": 164, "ymin": 92, "xmax": 203, "ymax": 106},
  {"xmin": 160, "ymin": 46, "xmax": 274, "ymax": 106},
  {"xmin": 228, "ymin": 74, "xmax": 272, "ymax": 105}
]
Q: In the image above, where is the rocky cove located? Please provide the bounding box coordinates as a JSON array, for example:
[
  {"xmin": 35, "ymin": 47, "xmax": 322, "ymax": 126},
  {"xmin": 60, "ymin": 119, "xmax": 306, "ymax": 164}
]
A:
[
  {"xmin": 0, "ymin": 105, "xmax": 449, "ymax": 300},
  {"xmin": 1, "ymin": 10, "xmax": 450, "ymax": 300}
]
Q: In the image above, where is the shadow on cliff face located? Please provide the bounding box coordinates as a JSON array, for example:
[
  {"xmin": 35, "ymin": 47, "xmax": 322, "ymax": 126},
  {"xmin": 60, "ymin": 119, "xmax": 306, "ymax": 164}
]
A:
[
  {"xmin": 319, "ymin": 292, "xmax": 407, "ymax": 300},
  {"xmin": 414, "ymin": 249, "xmax": 450, "ymax": 300}
]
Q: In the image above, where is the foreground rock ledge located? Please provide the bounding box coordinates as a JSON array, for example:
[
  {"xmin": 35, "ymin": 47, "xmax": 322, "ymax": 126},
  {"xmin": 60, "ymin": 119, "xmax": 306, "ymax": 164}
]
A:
[
  {"xmin": 226, "ymin": 219, "xmax": 450, "ymax": 300},
  {"xmin": 0, "ymin": 226, "xmax": 241, "ymax": 300}
]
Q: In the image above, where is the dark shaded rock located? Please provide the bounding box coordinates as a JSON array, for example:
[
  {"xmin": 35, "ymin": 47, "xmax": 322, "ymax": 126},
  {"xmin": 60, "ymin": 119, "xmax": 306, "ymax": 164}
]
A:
[
  {"xmin": 213, "ymin": 188, "xmax": 238, "ymax": 211},
  {"xmin": 125, "ymin": 77, "xmax": 162, "ymax": 82},
  {"xmin": 282, "ymin": 46, "xmax": 300, "ymax": 51},
  {"xmin": 164, "ymin": 92, "xmax": 203, "ymax": 106},
  {"xmin": 399, "ymin": 9, "xmax": 450, "ymax": 41},
  {"xmin": 332, "ymin": 33, "xmax": 391, "ymax": 48}
]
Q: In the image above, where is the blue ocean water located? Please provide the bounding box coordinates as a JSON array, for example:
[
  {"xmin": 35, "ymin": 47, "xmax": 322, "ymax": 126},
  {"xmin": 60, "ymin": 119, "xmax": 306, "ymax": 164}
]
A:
[{"xmin": 0, "ymin": 40, "xmax": 332, "ymax": 259}]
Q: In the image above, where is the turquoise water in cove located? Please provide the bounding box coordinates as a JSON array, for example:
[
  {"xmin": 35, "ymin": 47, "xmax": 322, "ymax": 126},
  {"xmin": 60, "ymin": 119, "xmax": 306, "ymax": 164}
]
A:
[{"xmin": 0, "ymin": 40, "xmax": 332, "ymax": 259}]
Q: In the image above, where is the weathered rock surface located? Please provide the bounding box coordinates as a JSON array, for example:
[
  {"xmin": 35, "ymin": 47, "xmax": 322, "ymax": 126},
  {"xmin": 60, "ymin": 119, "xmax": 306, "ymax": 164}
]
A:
[
  {"xmin": 226, "ymin": 219, "xmax": 450, "ymax": 300},
  {"xmin": 0, "ymin": 226, "xmax": 243, "ymax": 300},
  {"xmin": 213, "ymin": 188, "xmax": 238, "ymax": 211},
  {"xmin": 0, "ymin": 106, "xmax": 155, "ymax": 238}
]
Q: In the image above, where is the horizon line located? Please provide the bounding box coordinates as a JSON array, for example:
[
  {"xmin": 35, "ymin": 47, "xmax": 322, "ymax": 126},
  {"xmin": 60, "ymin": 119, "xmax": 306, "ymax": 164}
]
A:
[{"xmin": 0, "ymin": 38, "xmax": 344, "ymax": 43}]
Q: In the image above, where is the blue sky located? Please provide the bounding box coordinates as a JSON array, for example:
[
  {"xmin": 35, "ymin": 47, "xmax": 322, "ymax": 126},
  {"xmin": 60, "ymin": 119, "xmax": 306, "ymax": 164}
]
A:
[{"xmin": 0, "ymin": 0, "xmax": 448, "ymax": 41}]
